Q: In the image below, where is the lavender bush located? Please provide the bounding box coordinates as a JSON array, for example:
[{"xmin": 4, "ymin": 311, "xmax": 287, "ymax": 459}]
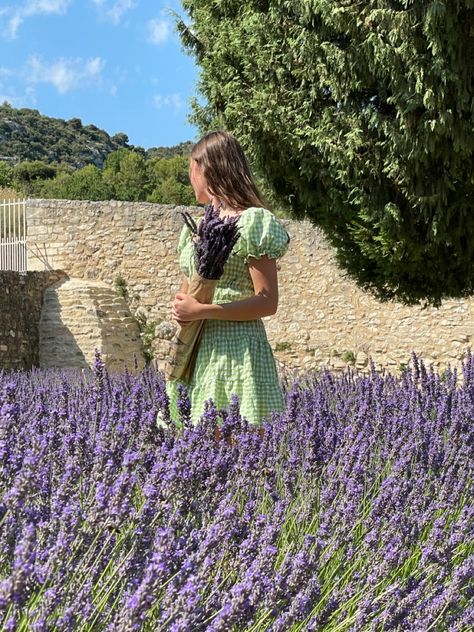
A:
[{"xmin": 0, "ymin": 352, "xmax": 473, "ymax": 631}]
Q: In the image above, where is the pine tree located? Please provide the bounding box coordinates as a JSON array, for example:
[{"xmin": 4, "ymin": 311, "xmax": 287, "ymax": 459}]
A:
[{"xmin": 177, "ymin": 0, "xmax": 474, "ymax": 304}]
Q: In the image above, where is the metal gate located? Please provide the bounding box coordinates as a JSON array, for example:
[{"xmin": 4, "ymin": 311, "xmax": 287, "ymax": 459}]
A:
[{"xmin": 0, "ymin": 198, "xmax": 27, "ymax": 272}]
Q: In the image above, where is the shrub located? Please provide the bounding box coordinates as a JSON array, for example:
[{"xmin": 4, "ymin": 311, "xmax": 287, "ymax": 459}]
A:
[{"xmin": 0, "ymin": 353, "xmax": 473, "ymax": 629}]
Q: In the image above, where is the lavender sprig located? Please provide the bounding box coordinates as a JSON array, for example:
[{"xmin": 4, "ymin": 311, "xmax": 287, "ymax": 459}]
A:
[
  {"xmin": 180, "ymin": 211, "xmax": 198, "ymax": 236},
  {"xmin": 181, "ymin": 205, "xmax": 240, "ymax": 280}
]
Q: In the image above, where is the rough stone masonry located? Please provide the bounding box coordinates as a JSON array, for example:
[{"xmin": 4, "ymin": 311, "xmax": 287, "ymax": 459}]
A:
[
  {"xmin": 22, "ymin": 198, "xmax": 474, "ymax": 374},
  {"xmin": 0, "ymin": 270, "xmax": 67, "ymax": 369}
]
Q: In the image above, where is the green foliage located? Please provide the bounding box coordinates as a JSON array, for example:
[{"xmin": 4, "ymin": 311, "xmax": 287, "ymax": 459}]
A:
[
  {"xmin": 23, "ymin": 149, "xmax": 195, "ymax": 203},
  {"xmin": 148, "ymin": 176, "xmax": 196, "ymax": 205},
  {"xmin": 37, "ymin": 165, "xmax": 113, "ymax": 201},
  {"xmin": 177, "ymin": 0, "xmax": 474, "ymax": 304},
  {"xmin": 12, "ymin": 160, "xmax": 57, "ymax": 195},
  {"xmin": 0, "ymin": 161, "xmax": 13, "ymax": 188},
  {"xmin": 147, "ymin": 155, "xmax": 190, "ymax": 187},
  {"xmin": 341, "ymin": 350, "xmax": 356, "ymax": 364},
  {"xmin": 0, "ymin": 105, "xmax": 132, "ymax": 168},
  {"xmin": 13, "ymin": 160, "xmax": 56, "ymax": 182},
  {"xmin": 114, "ymin": 275, "xmax": 129, "ymax": 299},
  {"xmin": 0, "ymin": 105, "xmax": 196, "ymax": 204},
  {"xmin": 145, "ymin": 140, "xmax": 194, "ymax": 160},
  {"xmin": 111, "ymin": 132, "xmax": 130, "ymax": 146},
  {"xmin": 134, "ymin": 310, "xmax": 158, "ymax": 364},
  {"xmin": 146, "ymin": 155, "xmax": 195, "ymax": 205},
  {"xmin": 103, "ymin": 150, "xmax": 148, "ymax": 201}
]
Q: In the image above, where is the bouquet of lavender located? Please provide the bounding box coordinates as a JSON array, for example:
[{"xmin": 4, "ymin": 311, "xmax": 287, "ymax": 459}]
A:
[{"xmin": 165, "ymin": 204, "xmax": 240, "ymax": 382}]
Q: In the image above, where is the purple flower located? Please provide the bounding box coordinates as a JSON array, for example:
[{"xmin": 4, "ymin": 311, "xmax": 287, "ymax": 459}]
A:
[
  {"xmin": 0, "ymin": 352, "xmax": 472, "ymax": 629},
  {"xmin": 182, "ymin": 204, "xmax": 240, "ymax": 280}
]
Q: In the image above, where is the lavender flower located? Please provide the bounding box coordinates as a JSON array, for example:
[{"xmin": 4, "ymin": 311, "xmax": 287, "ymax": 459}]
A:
[
  {"xmin": 0, "ymin": 352, "xmax": 473, "ymax": 629},
  {"xmin": 181, "ymin": 204, "xmax": 240, "ymax": 280}
]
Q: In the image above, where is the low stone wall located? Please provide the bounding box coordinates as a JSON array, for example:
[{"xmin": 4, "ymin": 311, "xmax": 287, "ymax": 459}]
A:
[
  {"xmin": 0, "ymin": 270, "xmax": 67, "ymax": 369},
  {"xmin": 269, "ymin": 229, "xmax": 473, "ymax": 373},
  {"xmin": 26, "ymin": 199, "xmax": 473, "ymax": 374}
]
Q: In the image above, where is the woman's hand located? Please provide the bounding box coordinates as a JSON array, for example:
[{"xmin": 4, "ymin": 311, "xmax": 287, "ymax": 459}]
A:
[
  {"xmin": 171, "ymin": 292, "xmax": 203, "ymax": 325},
  {"xmin": 171, "ymin": 256, "xmax": 280, "ymax": 325}
]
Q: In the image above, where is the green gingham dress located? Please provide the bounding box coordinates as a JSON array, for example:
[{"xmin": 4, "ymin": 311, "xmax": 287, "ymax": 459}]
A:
[{"xmin": 166, "ymin": 207, "xmax": 289, "ymax": 426}]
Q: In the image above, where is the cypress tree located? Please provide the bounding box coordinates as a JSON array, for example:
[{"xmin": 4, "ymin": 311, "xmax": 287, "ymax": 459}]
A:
[{"xmin": 177, "ymin": 0, "xmax": 474, "ymax": 304}]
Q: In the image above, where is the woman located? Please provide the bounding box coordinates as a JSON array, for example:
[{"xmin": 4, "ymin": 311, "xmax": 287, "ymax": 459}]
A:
[{"xmin": 167, "ymin": 130, "xmax": 289, "ymax": 425}]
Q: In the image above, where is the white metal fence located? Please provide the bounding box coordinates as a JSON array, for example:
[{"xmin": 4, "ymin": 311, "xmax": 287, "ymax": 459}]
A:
[{"xmin": 0, "ymin": 199, "xmax": 27, "ymax": 272}]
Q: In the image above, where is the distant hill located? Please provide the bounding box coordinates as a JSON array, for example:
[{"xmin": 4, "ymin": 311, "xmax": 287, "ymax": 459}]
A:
[
  {"xmin": 145, "ymin": 141, "xmax": 194, "ymax": 160},
  {"xmin": 0, "ymin": 103, "xmax": 193, "ymax": 169}
]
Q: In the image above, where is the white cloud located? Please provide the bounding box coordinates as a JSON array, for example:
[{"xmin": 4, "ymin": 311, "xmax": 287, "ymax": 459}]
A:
[
  {"xmin": 0, "ymin": 84, "xmax": 36, "ymax": 108},
  {"xmin": 146, "ymin": 18, "xmax": 171, "ymax": 45},
  {"xmin": 0, "ymin": 69, "xmax": 21, "ymax": 106},
  {"xmin": 0, "ymin": 0, "xmax": 70, "ymax": 39},
  {"xmin": 0, "ymin": 94, "xmax": 22, "ymax": 107},
  {"xmin": 91, "ymin": 0, "xmax": 137, "ymax": 25},
  {"xmin": 25, "ymin": 55, "xmax": 105, "ymax": 94},
  {"xmin": 154, "ymin": 93, "xmax": 184, "ymax": 111}
]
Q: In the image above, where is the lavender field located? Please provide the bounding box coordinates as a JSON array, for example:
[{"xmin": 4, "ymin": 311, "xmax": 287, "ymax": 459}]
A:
[{"xmin": 0, "ymin": 353, "xmax": 473, "ymax": 631}]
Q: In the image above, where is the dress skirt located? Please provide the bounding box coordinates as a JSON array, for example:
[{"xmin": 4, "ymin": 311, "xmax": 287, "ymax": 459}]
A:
[{"xmin": 166, "ymin": 318, "xmax": 284, "ymax": 426}]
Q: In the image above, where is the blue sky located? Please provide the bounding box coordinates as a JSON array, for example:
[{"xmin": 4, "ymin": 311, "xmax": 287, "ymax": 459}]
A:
[{"xmin": 0, "ymin": 0, "xmax": 200, "ymax": 149}]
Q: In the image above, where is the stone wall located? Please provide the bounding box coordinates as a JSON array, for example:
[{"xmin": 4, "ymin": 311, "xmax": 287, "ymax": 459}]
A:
[
  {"xmin": 0, "ymin": 270, "xmax": 67, "ymax": 369},
  {"xmin": 26, "ymin": 199, "xmax": 473, "ymax": 373}
]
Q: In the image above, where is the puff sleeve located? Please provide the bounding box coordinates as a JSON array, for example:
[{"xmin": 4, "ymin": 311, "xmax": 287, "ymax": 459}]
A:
[{"xmin": 238, "ymin": 207, "xmax": 290, "ymax": 262}]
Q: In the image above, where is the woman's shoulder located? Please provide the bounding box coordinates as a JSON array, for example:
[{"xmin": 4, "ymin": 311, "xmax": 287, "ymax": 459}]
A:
[
  {"xmin": 238, "ymin": 206, "xmax": 284, "ymax": 229},
  {"xmin": 237, "ymin": 207, "xmax": 289, "ymax": 260},
  {"xmin": 239, "ymin": 206, "xmax": 288, "ymax": 231},
  {"xmin": 239, "ymin": 206, "xmax": 274, "ymax": 219}
]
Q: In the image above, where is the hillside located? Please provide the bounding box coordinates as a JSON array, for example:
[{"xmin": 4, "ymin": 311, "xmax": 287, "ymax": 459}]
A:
[
  {"xmin": 0, "ymin": 103, "xmax": 136, "ymax": 169},
  {"xmin": 145, "ymin": 141, "xmax": 194, "ymax": 160}
]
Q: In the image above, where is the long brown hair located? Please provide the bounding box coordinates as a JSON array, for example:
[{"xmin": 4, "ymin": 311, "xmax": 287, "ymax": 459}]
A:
[{"xmin": 191, "ymin": 130, "xmax": 266, "ymax": 210}]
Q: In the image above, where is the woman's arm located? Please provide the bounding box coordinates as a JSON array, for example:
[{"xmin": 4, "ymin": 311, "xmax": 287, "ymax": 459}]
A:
[{"xmin": 171, "ymin": 256, "xmax": 279, "ymax": 323}]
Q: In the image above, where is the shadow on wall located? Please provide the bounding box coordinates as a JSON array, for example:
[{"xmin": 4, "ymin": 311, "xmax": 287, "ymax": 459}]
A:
[
  {"xmin": 39, "ymin": 278, "xmax": 89, "ymax": 369},
  {"xmin": 38, "ymin": 274, "xmax": 146, "ymax": 372},
  {"xmin": 28, "ymin": 242, "xmax": 54, "ymax": 271},
  {"xmin": 91, "ymin": 293, "xmax": 146, "ymax": 373},
  {"xmin": 0, "ymin": 269, "xmax": 69, "ymax": 371}
]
